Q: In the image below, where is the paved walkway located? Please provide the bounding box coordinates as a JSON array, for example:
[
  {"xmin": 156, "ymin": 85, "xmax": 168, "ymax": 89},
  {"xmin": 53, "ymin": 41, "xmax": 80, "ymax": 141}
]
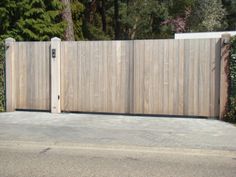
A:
[{"xmin": 0, "ymin": 111, "xmax": 236, "ymax": 151}]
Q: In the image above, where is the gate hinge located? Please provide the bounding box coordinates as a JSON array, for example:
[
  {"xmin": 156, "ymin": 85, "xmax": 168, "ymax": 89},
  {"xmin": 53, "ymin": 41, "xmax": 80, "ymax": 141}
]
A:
[{"xmin": 58, "ymin": 95, "xmax": 60, "ymax": 100}]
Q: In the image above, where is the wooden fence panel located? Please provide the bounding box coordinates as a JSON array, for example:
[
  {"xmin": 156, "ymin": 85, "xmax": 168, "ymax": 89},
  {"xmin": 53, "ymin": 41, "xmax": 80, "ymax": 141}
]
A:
[
  {"xmin": 61, "ymin": 41, "xmax": 132, "ymax": 113},
  {"xmin": 14, "ymin": 42, "xmax": 50, "ymax": 110},
  {"xmin": 9, "ymin": 38, "xmax": 221, "ymax": 117},
  {"xmin": 133, "ymin": 39, "xmax": 221, "ymax": 117}
]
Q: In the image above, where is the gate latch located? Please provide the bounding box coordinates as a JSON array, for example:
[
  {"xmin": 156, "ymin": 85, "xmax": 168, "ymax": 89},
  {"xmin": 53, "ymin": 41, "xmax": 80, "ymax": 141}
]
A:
[{"xmin": 52, "ymin": 49, "xmax": 56, "ymax": 58}]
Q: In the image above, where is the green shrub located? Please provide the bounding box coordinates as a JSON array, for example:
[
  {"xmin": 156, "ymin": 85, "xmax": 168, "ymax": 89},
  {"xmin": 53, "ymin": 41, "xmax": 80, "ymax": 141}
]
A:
[
  {"xmin": 0, "ymin": 41, "xmax": 5, "ymax": 112},
  {"xmin": 225, "ymin": 36, "xmax": 236, "ymax": 122}
]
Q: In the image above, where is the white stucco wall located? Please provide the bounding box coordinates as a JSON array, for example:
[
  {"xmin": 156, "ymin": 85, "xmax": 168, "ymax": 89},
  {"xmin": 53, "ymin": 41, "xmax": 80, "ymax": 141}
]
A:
[{"xmin": 175, "ymin": 31, "xmax": 236, "ymax": 39}]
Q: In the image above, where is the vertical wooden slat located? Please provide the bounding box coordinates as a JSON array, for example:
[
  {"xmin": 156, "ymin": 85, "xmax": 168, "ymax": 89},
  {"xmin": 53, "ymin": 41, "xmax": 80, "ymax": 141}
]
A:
[
  {"xmin": 143, "ymin": 40, "xmax": 151, "ymax": 113},
  {"xmin": 193, "ymin": 39, "xmax": 199, "ymax": 116},
  {"xmin": 153, "ymin": 40, "xmax": 159, "ymax": 113},
  {"xmin": 102, "ymin": 41, "xmax": 106, "ymax": 111},
  {"xmin": 86, "ymin": 41, "xmax": 91, "ymax": 111},
  {"xmin": 75, "ymin": 42, "xmax": 80, "ymax": 111},
  {"xmin": 198, "ymin": 39, "xmax": 204, "ymax": 116},
  {"xmin": 67, "ymin": 42, "xmax": 73, "ymax": 110},
  {"xmin": 27, "ymin": 42, "xmax": 33, "ymax": 109},
  {"xmin": 45, "ymin": 42, "xmax": 50, "ymax": 110},
  {"xmin": 128, "ymin": 40, "xmax": 134, "ymax": 113},
  {"xmin": 133, "ymin": 41, "xmax": 138, "ymax": 113},
  {"xmin": 134, "ymin": 40, "xmax": 145, "ymax": 114},
  {"xmin": 210, "ymin": 39, "xmax": 215, "ymax": 117},
  {"xmin": 173, "ymin": 40, "xmax": 179, "ymax": 115},
  {"xmin": 163, "ymin": 40, "xmax": 169, "ymax": 114},
  {"xmin": 15, "ymin": 42, "xmax": 20, "ymax": 108},
  {"xmin": 97, "ymin": 42, "xmax": 102, "ymax": 111},
  {"xmin": 34, "ymin": 42, "xmax": 39, "ymax": 109},
  {"xmin": 76, "ymin": 42, "xmax": 81, "ymax": 110},
  {"xmin": 60, "ymin": 42, "xmax": 65, "ymax": 111},
  {"xmin": 159, "ymin": 40, "xmax": 164, "ymax": 113},
  {"xmin": 188, "ymin": 40, "xmax": 195, "ymax": 115},
  {"xmin": 205, "ymin": 39, "xmax": 211, "ymax": 116},
  {"xmin": 168, "ymin": 40, "xmax": 174, "ymax": 114},
  {"xmin": 178, "ymin": 40, "xmax": 184, "ymax": 115},
  {"xmin": 183, "ymin": 39, "xmax": 189, "ymax": 115},
  {"xmin": 22, "ymin": 42, "xmax": 27, "ymax": 109},
  {"xmin": 39, "ymin": 43, "xmax": 43, "ymax": 109}
]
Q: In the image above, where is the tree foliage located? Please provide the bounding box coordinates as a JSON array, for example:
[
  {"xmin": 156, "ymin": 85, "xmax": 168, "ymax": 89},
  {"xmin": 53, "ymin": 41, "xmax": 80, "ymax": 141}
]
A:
[
  {"xmin": 71, "ymin": 0, "xmax": 85, "ymax": 40},
  {"xmin": 120, "ymin": 0, "xmax": 168, "ymax": 39},
  {"xmin": 0, "ymin": 0, "xmax": 234, "ymax": 40},
  {"xmin": 0, "ymin": 0, "xmax": 65, "ymax": 41},
  {"xmin": 223, "ymin": 0, "xmax": 236, "ymax": 30},
  {"xmin": 189, "ymin": 0, "xmax": 227, "ymax": 32}
]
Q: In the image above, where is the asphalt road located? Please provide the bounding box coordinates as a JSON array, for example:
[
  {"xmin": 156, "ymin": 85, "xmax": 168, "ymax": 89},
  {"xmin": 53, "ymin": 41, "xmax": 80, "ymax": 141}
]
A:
[
  {"xmin": 1, "ymin": 112, "xmax": 236, "ymax": 177},
  {"xmin": 1, "ymin": 112, "xmax": 236, "ymax": 151},
  {"xmin": 0, "ymin": 143, "xmax": 236, "ymax": 177}
]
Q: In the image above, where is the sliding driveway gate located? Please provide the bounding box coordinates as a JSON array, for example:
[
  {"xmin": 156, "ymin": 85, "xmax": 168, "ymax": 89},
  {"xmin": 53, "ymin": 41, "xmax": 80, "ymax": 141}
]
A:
[{"xmin": 5, "ymin": 36, "xmax": 230, "ymax": 118}]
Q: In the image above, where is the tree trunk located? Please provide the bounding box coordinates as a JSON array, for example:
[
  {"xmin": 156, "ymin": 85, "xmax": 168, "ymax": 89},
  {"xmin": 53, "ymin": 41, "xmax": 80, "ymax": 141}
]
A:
[
  {"xmin": 61, "ymin": 0, "xmax": 75, "ymax": 41},
  {"xmin": 100, "ymin": 0, "xmax": 107, "ymax": 33},
  {"xmin": 114, "ymin": 0, "xmax": 120, "ymax": 40},
  {"xmin": 124, "ymin": 0, "xmax": 129, "ymax": 39}
]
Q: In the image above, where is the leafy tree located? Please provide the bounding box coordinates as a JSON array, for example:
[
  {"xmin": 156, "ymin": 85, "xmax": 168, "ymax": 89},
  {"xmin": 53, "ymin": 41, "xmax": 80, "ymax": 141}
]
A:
[
  {"xmin": 0, "ymin": 0, "xmax": 65, "ymax": 41},
  {"xmin": 99, "ymin": 0, "xmax": 107, "ymax": 33},
  {"xmin": 120, "ymin": 0, "xmax": 168, "ymax": 39},
  {"xmin": 71, "ymin": 0, "xmax": 85, "ymax": 40},
  {"xmin": 114, "ymin": 0, "xmax": 120, "ymax": 39},
  {"xmin": 160, "ymin": 0, "xmax": 194, "ymax": 35},
  {"xmin": 162, "ymin": 8, "xmax": 191, "ymax": 33},
  {"xmin": 0, "ymin": 0, "xmax": 235, "ymax": 41},
  {"xmin": 189, "ymin": 0, "xmax": 227, "ymax": 32},
  {"xmin": 0, "ymin": 0, "xmax": 18, "ymax": 40},
  {"xmin": 223, "ymin": 0, "xmax": 236, "ymax": 30},
  {"xmin": 81, "ymin": 0, "xmax": 111, "ymax": 40}
]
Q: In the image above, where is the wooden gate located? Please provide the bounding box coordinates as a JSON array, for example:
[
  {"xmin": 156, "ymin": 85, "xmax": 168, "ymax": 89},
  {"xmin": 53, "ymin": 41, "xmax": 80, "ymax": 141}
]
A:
[
  {"xmin": 9, "ymin": 41, "xmax": 50, "ymax": 111},
  {"xmin": 60, "ymin": 39, "xmax": 221, "ymax": 117},
  {"xmin": 5, "ymin": 37, "xmax": 226, "ymax": 118}
]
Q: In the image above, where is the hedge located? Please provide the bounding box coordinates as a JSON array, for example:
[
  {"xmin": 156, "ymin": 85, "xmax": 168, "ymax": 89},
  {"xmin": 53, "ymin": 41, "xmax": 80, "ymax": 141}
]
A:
[
  {"xmin": 225, "ymin": 36, "xmax": 236, "ymax": 122},
  {"xmin": 0, "ymin": 41, "xmax": 5, "ymax": 112}
]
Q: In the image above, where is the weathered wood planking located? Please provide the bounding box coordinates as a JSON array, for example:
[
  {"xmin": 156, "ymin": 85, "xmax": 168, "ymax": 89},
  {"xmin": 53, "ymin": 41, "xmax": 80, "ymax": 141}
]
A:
[
  {"xmin": 9, "ymin": 38, "xmax": 221, "ymax": 118},
  {"xmin": 14, "ymin": 42, "xmax": 50, "ymax": 110},
  {"xmin": 133, "ymin": 39, "xmax": 221, "ymax": 117},
  {"xmin": 61, "ymin": 41, "xmax": 132, "ymax": 113}
]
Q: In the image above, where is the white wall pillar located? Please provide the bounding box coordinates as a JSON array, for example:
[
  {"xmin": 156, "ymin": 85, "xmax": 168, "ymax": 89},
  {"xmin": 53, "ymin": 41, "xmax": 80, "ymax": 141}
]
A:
[
  {"xmin": 51, "ymin": 37, "xmax": 61, "ymax": 113},
  {"xmin": 5, "ymin": 38, "xmax": 16, "ymax": 112}
]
